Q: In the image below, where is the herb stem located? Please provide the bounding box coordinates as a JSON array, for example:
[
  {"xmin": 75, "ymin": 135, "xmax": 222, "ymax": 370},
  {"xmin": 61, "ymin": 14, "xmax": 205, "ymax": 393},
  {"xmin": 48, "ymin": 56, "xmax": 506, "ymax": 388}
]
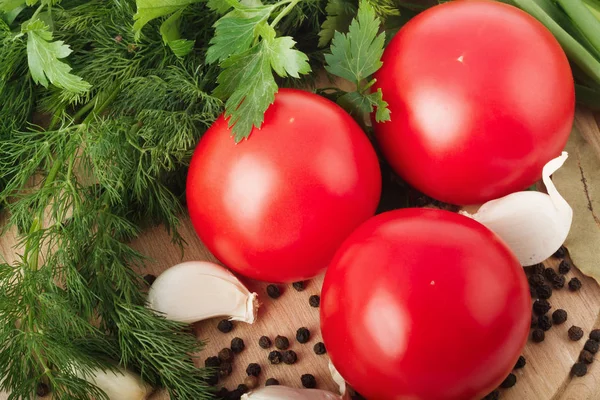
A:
[
  {"xmin": 30, "ymin": 3, "xmax": 46, "ymax": 22},
  {"xmin": 556, "ymin": 0, "xmax": 600, "ymax": 55},
  {"xmin": 270, "ymin": 0, "xmax": 300, "ymax": 28}
]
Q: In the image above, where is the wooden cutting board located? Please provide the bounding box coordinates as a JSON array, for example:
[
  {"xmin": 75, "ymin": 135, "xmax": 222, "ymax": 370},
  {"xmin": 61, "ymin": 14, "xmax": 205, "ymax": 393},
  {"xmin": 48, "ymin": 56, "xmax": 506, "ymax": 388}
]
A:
[{"xmin": 1, "ymin": 111, "xmax": 600, "ymax": 400}]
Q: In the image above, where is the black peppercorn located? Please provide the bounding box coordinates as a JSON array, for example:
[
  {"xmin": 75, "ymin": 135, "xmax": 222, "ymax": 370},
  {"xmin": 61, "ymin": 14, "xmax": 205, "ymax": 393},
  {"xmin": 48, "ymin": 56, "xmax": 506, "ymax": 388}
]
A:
[
  {"xmin": 246, "ymin": 363, "xmax": 261, "ymax": 377},
  {"xmin": 274, "ymin": 335, "xmax": 290, "ymax": 350},
  {"xmin": 500, "ymin": 373, "xmax": 517, "ymax": 388},
  {"xmin": 301, "ymin": 374, "xmax": 317, "ymax": 389},
  {"xmin": 528, "ymin": 273, "xmax": 545, "ymax": 288},
  {"xmin": 590, "ymin": 329, "xmax": 600, "ymax": 342},
  {"xmin": 536, "ymin": 283, "xmax": 552, "ymax": 299},
  {"xmin": 531, "ymin": 315, "xmax": 538, "ymax": 328},
  {"xmin": 524, "ymin": 263, "xmax": 544, "ymax": 276},
  {"xmin": 568, "ymin": 326, "xmax": 584, "ymax": 341},
  {"xmin": 293, "ymin": 281, "xmax": 305, "ymax": 291},
  {"xmin": 568, "ymin": 277, "xmax": 582, "ymax": 291},
  {"xmin": 219, "ymin": 362, "xmax": 233, "ymax": 378},
  {"xmin": 143, "ymin": 274, "xmax": 156, "ymax": 286},
  {"xmin": 259, "ymin": 336, "xmax": 272, "ymax": 349},
  {"xmin": 37, "ymin": 383, "xmax": 50, "ymax": 397},
  {"xmin": 268, "ymin": 350, "xmax": 282, "ymax": 364},
  {"xmin": 571, "ymin": 362, "xmax": 588, "ymax": 377},
  {"xmin": 579, "ymin": 350, "xmax": 594, "ymax": 364},
  {"xmin": 244, "ymin": 376, "xmax": 258, "ymax": 389},
  {"xmin": 231, "ymin": 337, "xmax": 245, "ymax": 354},
  {"xmin": 205, "ymin": 372, "xmax": 219, "ymax": 386},
  {"xmin": 551, "ymin": 274, "xmax": 566, "ymax": 289},
  {"xmin": 266, "ymin": 284, "xmax": 281, "ymax": 299},
  {"xmin": 205, "ymin": 356, "xmax": 221, "ymax": 368},
  {"xmin": 296, "ymin": 327, "xmax": 311, "ymax": 343},
  {"xmin": 533, "ymin": 299, "xmax": 551, "ymax": 316},
  {"xmin": 219, "ymin": 348, "xmax": 234, "ymax": 363},
  {"xmin": 314, "ymin": 342, "xmax": 327, "ymax": 355},
  {"xmin": 529, "ymin": 286, "xmax": 537, "ymax": 298},
  {"xmin": 532, "ymin": 328, "xmax": 545, "ymax": 343},
  {"xmin": 216, "ymin": 387, "xmax": 229, "ymax": 399},
  {"xmin": 553, "ymin": 245, "xmax": 567, "ymax": 258},
  {"xmin": 558, "ymin": 260, "xmax": 571, "ymax": 274},
  {"xmin": 225, "ymin": 389, "xmax": 243, "ymax": 400},
  {"xmin": 538, "ymin": 315, "xmax": 553, "ymax": 331},
  {"xmin": 514, "ymin": 355, "xmax": 526, "ymax": 369},
  {"xmin": 482, "ymin": 389, "xmax": 500, "ymax": 400},
  {"xmin": 309, "ymin": 295, "xmax": 320, "ymax": 308},
  {"xmin": 544, "ymin": 267, "xmax": 558, "ymax": 281},
  {"xmin": 282, "ymin": 350, "xmax": 298, "ymax": 365},
  {"xmin": 552, "ymin": 309, "xmax": 568, "ymax": 325},
  {"xmin": 584, "ymin": 339, "xmax": 599, "ymax": 354},
  {"xmin": 217, "ymin": 319, "xmax": 234, "ymax": 333},
  {"xmin": 237, "ymin": 384, "xmax": 249, "ymax": 393},
  {"xmin": 265, "ymin": 378, "xmax": 280, "ymax": 386}
]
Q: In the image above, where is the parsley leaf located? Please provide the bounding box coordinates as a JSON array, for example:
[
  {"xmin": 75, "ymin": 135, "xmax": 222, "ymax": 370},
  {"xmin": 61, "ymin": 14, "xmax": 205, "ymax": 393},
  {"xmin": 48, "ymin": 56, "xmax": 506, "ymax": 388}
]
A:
[
  {"xmin": 318, "ymin": 0, "xmax": 357, "ymax": 47},
  {"xmin": 159, "ymin": 9, "xmax": 194, "ymax": 57},
  {"xmin": 133, "ymin": 0, "xmax": 201, "ymax": 39},
  {"xmin": 213, "ymin": 25, "xmax": 310, "ymax": 141},
  {"xmin": 207, "ymin": 0, "xmax": 234, "ymax": 14},
  {"xmin": 324, "ymin": 0, "xmax": 390, "ymax": 122},
  {"xmin": 24, "ymin": 20, "xmax": 91, "ymax": 94},
  {"xmin": 339, "ymin": 88, "xmax": 390, "ymax": 122}
]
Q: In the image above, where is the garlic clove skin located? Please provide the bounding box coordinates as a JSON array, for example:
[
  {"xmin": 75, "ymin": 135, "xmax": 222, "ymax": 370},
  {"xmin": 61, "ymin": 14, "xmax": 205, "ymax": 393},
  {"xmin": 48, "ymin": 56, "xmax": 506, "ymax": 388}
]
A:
[
  {"xmin": 461, "ymin": 152, "xmax": 572, "ymax": 266},
  {"xmin": 241, "ymin": 386, "xmax": 342, "ymax": 400},
  {"xmin": 329, "ymin": 360, "xmax": 346, "ymax": 395},
  {"xmin": 147, "ymin": 261, "xmax": 259, "ymax": 324},
  {"xmin": 84, "ymin": 367, "xmax": 152, "ymax": 400}
]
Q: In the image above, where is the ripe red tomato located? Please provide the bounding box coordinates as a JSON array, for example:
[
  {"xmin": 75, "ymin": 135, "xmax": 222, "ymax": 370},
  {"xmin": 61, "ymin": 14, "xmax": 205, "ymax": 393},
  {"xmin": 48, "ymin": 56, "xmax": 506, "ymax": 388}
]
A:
[
  {"xmin": 321, "ymin": 208, "xmax": 531, "ymax": 400},
  {"xmin": 373, "ymin": 0, "xmax": 575, "ymax": 205},
  {"xmin": 186, "ymin": 89, "xmax": 381, "ymax": 283}
]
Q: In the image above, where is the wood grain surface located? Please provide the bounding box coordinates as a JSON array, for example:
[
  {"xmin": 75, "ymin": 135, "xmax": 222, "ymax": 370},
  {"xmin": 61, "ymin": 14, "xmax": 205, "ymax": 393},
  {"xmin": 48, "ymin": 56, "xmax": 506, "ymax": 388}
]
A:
[{"xmin": 1, "ymin": 111, "xmax": 600, "ymax": 400}]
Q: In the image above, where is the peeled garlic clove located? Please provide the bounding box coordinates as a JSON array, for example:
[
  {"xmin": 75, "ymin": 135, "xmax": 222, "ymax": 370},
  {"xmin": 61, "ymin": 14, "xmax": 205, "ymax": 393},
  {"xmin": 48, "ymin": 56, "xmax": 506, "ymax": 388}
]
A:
[
  {"xmin": 461, "ymin": 152, "xmax": 572, "ymax": 266},
  {"xmin": 147, "ymin": 261, "xmax": 259, "ymax": 323},
  {"xmin": 85, "ymin": 367, "xmax": 152, "ymax": 400},
  {"xmin": 329, "ymin": 360, "xmax": 346, "ymax": 395},
  {"xmin": 241, "ymin": 386, "xmax": 342, "ymax": 400}
]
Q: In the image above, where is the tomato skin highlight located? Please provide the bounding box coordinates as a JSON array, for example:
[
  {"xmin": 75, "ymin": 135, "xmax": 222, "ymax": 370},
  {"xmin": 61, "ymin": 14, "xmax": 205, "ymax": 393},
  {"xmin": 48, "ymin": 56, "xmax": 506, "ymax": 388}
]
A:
[
  {"xmin": 186, "ymin": 89, "xmax": 381, "ymax": 283},
  {"xmin": 373, "ymin": 0, "xmax": 575, "ymax": 205},
  {"xmin": 321, "ymin": 208, "xmax": 531, "ymax": 400}
]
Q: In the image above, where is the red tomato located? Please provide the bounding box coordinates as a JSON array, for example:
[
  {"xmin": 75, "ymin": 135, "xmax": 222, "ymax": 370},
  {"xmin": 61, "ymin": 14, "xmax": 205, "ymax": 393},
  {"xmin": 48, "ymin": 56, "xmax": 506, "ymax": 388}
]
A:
[
  {"xmin": 373, "ymin": 0, "xmax": 575, "ymax": 205},
  {"xmin": 186, "ymin": 89, "xmax": 381, "ymax": 283},
  {"xmin": 321, "ymin": 208, "xmax": 531, "ymax": 400}
]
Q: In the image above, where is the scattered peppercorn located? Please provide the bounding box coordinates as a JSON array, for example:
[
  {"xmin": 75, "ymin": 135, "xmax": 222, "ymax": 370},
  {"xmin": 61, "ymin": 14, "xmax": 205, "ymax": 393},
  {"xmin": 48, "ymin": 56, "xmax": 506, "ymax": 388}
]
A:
[
  {"xmin": 296, "ymin": 327, "xmax": 311, "ymax": 343},
  {"xmin": 536, "ymin": 284, "xmax": 552, "ymax": 299},
  {"xmin": 569, "ymin": 326, "xmax": 584, "ymax": 341},
  {"xmin": 529, "ymin": 286, "xmax": 537, "ymax": 298},
  {"xmin": 551, "ymin": 274, "xmax": 566, "ymax": 289},
  {"xmin": 246, "ymin": 363, "xmax": 261, "ymax": 377},
  {"xmin": 301, "ymin": 374, "xmax": 317, "ymax": 389},
  {"xmin": 205, "ymin": 356, "xmax": 221, "ymax": 368},
  {"xmin": 237, "ymin": 384, "xmax": 249, "ymax": 393},
  {"xmin": 266, "ymin": 284, "xmax": 281, "ymax": 299},
  {"xmin": 219, "ymin": 348, "xmax": 234, "ymax": 363},
  {"xmin": 309, "ymin": 295, "xmax": 320, "ymax": 307},
  {"xmin": 314, "ymin": 342, "xmax": 327, "ymax": 355},
  {"xmin": 514, "ymin": 355, "xmax": 526, "ymax": 369},
  {"xmin": 544, "ymin": 267, "xmax": 558, "ymax": 281},
  {"xmin": 268, "ymin": 350, "xmax": 282, "ymax": 364},
  {"xmin": 579, "ymin": 350, "xmax": 595, "ymax": 364},
  {"xmin": 584, "ymin": 339, "xmax": 599, "ymax": 354},
  {"xmin": 282, "ymin": 350, "xmax": 298, "ymax": 365},
  {"xmin": 274, "ymin": 335, "xmax": 290, "ymax": 350},
  {"xmin": 205, "ymin": 372, "xmax": 219, "ymax": 386},
  {"xmin": 293, "ymin": 281, "xmax": 305, "ymax": 291},
  {"xmin": 259, "ymin": 336, "xmax": 272, "ymax": 349},
  {"xmin": 528, "ymin": 273, "xmax": 545, "ymax": 288},
  {"xmin": 217, "ymin": 319, "xmax": 234, "ymax": 333},
  {"xmin": 231, "ymin": 337, "xmax": 245, "ymax": 354},
  {"xmin": 568, "ymin": 277, "xmax": 582, "ymax": 291},
  {"xmin": 571, "ymin": 362, "xmax": 588, "ymax": 377},
  {"xmin": 532, "ymin": 329, "xmax": 545, "ymax": 343},
  {"xmin": 482, "ymin": 389, "xmax": 500, "ymax": 400},
  {"xmin": 590, "ymin": 329, "xmax": 600, "ymax": 341},
  {"xmin": 219, "ymin": 362, "xmax": 233, "ymax": 378},
  {"xmin": 531, "ymin": 315, "xmax": 538, "ymax": 328},
  {"xmin": 265, "ymin": 378, "xmax": 280, "ymax": 386},
  {"xmin": 226, "ymin": 389, "xmax": 243, "ymax": 400},
  {"xmin": 524, "ymin": 263, "xmax": 544, "ymax": 276},
  {"xmin": 553, "ymin": 245, "xmax": 566, "ymax": 258},
  {"xmin": 37, "ymin": 383, "xmax": 50, "ymax": 397},
  {"xmin": 216, "ymin": 387, "xmax": 229, "ymax": 399},
  {"xmin": 533, "ymin": 299, "xmax": 551, "ymax": 316},
  {"xmin": 500, "ymin": 373, "xmax": 517, "ymax": 388},
  {"xmin": 552, "ymin": 309, "xmax": 568, "ymax": 325},
  {"xmin": 143, "ymin": 274, "xmax": 156, "ymax": 286},
  {"xmin": 538, "ymin": 315, "xmax": 553, "ymax": 331},
  {"xmin": 558, "ymin": 260, "xmax": 571, "ymax": 274},
  {"xmin": 244, "ymin": 375, "xmax": 258, "ymax": 389}
]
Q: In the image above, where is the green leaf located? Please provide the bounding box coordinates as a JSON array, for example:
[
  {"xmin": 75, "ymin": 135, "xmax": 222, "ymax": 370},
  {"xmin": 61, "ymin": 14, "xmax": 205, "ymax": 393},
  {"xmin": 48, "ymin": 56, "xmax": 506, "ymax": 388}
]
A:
[
  {"xmin": 207, "ymin": 0, "xmax": 233, "ymax": 14},
  {"xmin": 318, "ymin": 0, "xmax": 357, "ymax": 47},
  {"xmin": 159, "ymin": 9, "xmax": 193, "ymax": 57},
  {"xmin": 133, "ymin": 0, "xmax": 201, "ymax": 39},
  {"xmin": 339, "ymin": 87, "xmax": 390, "ymax": 122},
  {"xmin": 24, "ymin": 20, "xmax": 91, "ymax": 93},
  {"xmin": 205, "ymin": 5, "xmax": 274, "ymax": 64},
  {"xmin": 213, "ymin": 25, "xmax": 310, "ymax": 141},
  {"xmin": 1, "ymin": 4, "xmax": 24, "ymax": 24}
]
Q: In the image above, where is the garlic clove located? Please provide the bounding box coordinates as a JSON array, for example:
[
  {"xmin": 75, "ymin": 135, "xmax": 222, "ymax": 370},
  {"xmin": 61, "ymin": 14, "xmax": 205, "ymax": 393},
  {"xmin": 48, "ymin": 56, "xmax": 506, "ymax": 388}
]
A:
[
  {"xmin": 147, "ymin": 261, "xmax": 259, "ymax": 324},
  {"xmin": 460, "ymin": 152, "xmax": 572, "ymax": 266},
  {"xmin": 329, "ymin": 360, "xmax": 346, "ymax": 396},
  {"xmin": 84, "ymin": 367, "xmax": 153, "ymax": 400},
  {"xmin": 241, "ymin": 386, "xmax": 342, "ymax": 400}
]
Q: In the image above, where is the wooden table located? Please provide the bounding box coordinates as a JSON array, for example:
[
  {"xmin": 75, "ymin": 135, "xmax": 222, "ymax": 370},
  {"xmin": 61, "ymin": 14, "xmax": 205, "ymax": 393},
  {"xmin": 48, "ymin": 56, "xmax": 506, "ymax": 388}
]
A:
[{"xmin": 1, "ymin": 111, "xmax": 600, "ymax": 400}]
